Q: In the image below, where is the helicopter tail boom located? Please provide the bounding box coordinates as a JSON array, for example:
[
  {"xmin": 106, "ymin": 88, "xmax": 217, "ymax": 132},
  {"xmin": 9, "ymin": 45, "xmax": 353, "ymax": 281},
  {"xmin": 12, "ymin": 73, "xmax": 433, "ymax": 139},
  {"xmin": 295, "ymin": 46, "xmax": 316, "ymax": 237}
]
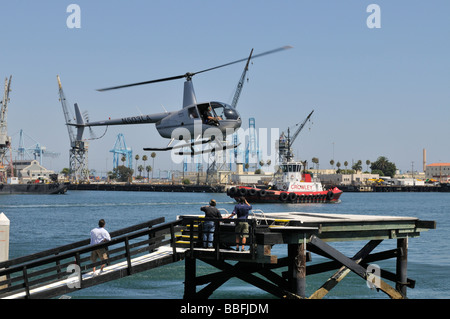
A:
[{"xmin": 69, "ymin": 111, "xmax": 170, "ymax": 128}]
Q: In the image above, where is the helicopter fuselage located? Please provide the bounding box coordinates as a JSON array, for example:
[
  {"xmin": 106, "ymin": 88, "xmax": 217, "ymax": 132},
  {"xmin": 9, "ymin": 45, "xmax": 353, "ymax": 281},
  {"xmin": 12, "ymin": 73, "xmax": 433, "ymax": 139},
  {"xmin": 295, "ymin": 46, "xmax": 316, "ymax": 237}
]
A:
[
  {"xmin": 156, "ymin": 101, "xmax": 241, "ymax": 140},
  {"xmin": 80, "ymin": 101, "xmax": 242, "ymax": 142}
]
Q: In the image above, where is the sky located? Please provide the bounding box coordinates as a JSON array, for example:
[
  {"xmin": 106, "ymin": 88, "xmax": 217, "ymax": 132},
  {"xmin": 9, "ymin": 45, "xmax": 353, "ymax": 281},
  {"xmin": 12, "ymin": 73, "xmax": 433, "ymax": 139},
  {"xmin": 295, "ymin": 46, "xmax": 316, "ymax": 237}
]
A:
[{"xmin": 1, "ymin": 0, "xmax": 449, "ymax": 176}]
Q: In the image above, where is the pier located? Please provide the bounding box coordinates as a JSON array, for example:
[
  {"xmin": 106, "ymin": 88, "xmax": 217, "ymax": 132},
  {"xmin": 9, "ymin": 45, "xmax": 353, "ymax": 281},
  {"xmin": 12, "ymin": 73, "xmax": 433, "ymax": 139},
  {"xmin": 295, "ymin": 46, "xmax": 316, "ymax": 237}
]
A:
[{"xmin": 0, "ymin": 211, "xmax": 435, "ymax": 299}]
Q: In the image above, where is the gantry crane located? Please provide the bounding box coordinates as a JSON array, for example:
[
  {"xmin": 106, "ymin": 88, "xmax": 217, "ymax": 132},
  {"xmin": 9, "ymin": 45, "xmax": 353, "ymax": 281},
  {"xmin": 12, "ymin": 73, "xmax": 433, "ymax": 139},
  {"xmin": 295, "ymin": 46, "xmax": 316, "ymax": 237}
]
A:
[
  {"xmin": 0, "ymin": 76, "xmax": 13, "ymax": 182},
  {"xmin": 16, "ymin": 129, "xmax": 60, "ymax": 165},
  {"xmin": 110, "ymin": 133, "xmax": 133, "ymax": 170},
  {"xmin": 57, "ymin": 75, "xmax": 89, "ymax": 182}
]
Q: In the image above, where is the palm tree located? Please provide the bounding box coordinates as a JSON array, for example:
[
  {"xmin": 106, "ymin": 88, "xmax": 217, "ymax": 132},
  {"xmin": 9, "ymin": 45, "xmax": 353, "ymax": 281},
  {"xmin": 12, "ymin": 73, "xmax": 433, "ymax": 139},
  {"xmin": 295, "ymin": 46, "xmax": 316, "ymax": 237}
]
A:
[
  {"xmin": 150, "ymin": 152, "xmax": 156, "ymax": 180},
  {"xmin": 138, "ymin": 164, "xmax": 144, "ymax": 177},
  {"xmin": 352, "ymin": 160, "xmax": 363, "ymax": 172},
  {"xmin": 330, "ymin": 159, "xmax": 335, "ymax": 169},
  {"xmin": 336, "ymin": 161, "xmax": 341, "ymax": 172},
  {"xmin": 142, "ymin": 155, "xmax": 148, "ymax": 181},
  {"xmin": 134, "ymin": 154, "xmax": 140, "ymax": 177},
  {"xmin": 146, "ymin": 165, "xmax": 152, "ymax": 180},
  {"xmin": 312, "ymin": 157, "xmax": 319, "ymax": 170},
  {"xmin": 344, "ymin": 161, "xmax": 348, "ymax": 171},
  {"xmin": 366, "ymin": 160, "xmax": 371, "ymax": 172}
]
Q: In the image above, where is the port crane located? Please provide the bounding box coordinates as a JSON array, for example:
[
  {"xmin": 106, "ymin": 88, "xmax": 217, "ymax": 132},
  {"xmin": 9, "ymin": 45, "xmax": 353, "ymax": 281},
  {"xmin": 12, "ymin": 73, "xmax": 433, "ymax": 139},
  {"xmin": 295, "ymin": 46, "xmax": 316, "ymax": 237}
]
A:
[
  {"xmin": 0, "ymin": 76, "xmax": 13, "ymax": 182},
  {"xmin": 15, "ymin": 129, "xmax": 60, "ymax": 165},
  {"xmin": 278, "ymin": 110, "xmax": 314, "ymax": 163},
  {"xmin": 57, "ymin": 75, "xmax": 89, "ymax": 182}
]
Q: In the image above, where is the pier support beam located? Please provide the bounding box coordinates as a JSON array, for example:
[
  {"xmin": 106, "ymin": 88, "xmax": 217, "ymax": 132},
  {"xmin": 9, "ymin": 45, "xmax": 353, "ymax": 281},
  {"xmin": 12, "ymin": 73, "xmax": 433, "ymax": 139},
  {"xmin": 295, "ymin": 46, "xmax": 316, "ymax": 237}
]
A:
[
  {"xmin": 396, "ymin": 237, "xmax": 408, "ymax": 297},
  {"xmin": 184, "ymin": 256, "xmax": 196, "ymax": 298},
  {"xmin": 309, "ymin": 239, "xmax": 382, "ymax": 299},
  {"xmin": 308, "ymin": 235, "xmax": 404, "ymax": 299},
  {"xmin": 288, "ymin": 242, "xmax": 306, "ymax": 298}
]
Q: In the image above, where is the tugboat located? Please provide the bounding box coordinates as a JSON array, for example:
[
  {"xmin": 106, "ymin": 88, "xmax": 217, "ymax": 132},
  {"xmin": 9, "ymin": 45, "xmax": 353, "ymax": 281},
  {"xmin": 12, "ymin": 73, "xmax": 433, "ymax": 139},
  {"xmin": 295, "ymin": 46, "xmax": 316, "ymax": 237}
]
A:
[
  {"xmin": 227, "ymin": 160, "xmax": 342, "ymax": 203},
  {"xmin": 227, "ymin": 110, "xmax": 342, "ymax": 204}
]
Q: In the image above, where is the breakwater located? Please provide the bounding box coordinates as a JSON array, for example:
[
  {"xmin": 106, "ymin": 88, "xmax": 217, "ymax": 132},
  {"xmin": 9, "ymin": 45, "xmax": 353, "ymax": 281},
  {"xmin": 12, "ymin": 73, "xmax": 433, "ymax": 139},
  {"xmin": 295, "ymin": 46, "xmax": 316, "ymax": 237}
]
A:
[
  {"xmin": 338, "ymin": 184, "xmax": 450, "ymax": 192},
  {"xmin": 68, "ymin": 183, "xmax": 225, "ymax": 193},
  {"xmin": 68, "ymin": 183, "xmax": 450, "ymax": 193}
]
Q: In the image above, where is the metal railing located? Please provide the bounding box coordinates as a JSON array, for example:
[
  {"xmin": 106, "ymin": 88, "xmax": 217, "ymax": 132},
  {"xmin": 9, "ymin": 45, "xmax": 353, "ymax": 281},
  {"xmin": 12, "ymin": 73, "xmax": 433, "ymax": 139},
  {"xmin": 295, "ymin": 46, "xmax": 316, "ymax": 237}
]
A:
[
  {"xmin": 181, "ymin": 216, "xmax": 258, "ymax": 260},
  {"xmin": 0, "ymin": 217, "xmax": 183, "ymax": 299}
]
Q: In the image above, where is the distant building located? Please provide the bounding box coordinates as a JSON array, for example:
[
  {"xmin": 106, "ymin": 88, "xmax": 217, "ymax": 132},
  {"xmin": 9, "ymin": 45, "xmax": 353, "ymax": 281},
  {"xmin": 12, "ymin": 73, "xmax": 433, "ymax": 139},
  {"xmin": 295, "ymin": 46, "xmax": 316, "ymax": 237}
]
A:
[
  {"xmin": 319, "ymin": 173, "xmax": 380, "ymax": 186},
  {"xmin": 425, "ymin": 163, "xmax": 450, "ymax": 182},
  {"xmin": 15, "ymin": 160, "xmax": 55, "ymax": 182}
]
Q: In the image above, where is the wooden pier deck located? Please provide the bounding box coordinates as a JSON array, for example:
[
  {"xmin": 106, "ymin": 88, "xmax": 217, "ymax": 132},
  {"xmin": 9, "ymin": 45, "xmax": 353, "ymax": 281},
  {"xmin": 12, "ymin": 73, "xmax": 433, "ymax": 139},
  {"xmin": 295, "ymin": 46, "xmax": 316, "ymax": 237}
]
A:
[
  {"xmin": 178, "ymin": 211, "xmax": 435, "ymax": 299},
  {"xmin": 0, "ymin": 211, "xmax": 435, "ymax": 299}
]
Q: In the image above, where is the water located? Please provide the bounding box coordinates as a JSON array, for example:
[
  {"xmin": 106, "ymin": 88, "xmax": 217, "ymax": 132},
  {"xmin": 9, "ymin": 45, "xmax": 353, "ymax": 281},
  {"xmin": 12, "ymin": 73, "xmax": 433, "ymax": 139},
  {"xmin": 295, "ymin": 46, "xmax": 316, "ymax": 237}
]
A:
[{"xmin": 1, "ymin": 190, "xmax": 448, "ymax": 299}]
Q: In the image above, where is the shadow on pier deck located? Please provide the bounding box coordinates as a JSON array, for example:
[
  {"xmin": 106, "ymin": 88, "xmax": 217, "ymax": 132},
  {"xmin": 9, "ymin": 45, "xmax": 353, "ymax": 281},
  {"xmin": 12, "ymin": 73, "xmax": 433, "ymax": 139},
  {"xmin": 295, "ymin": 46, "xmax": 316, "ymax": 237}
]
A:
[{"xmin": 0, "ymin": 212, "xmax": 435, "ymax": 299}]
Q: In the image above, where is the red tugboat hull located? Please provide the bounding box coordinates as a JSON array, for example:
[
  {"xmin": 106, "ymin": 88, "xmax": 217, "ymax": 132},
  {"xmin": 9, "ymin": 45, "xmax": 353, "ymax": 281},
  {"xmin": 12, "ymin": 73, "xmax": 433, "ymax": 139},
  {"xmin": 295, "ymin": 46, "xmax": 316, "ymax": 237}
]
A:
[{"xmin": 227, "ymin": 186, "xmax": 342, "ymax": 204}]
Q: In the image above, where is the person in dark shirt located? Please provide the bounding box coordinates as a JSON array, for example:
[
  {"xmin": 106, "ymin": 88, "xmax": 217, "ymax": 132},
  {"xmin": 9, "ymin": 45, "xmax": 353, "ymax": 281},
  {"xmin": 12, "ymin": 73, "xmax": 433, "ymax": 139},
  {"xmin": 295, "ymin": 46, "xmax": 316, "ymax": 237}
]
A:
[
  {"xmin": 202, "ymin": 106, "xmax": 221, "ymax": 126},
  {"xmin": 228, "ymin": 197, "xmax": 252, "ymax": 251},
  {"xmin": 200, "ymin": 199, "xmax": 222, "ymax": 248}
]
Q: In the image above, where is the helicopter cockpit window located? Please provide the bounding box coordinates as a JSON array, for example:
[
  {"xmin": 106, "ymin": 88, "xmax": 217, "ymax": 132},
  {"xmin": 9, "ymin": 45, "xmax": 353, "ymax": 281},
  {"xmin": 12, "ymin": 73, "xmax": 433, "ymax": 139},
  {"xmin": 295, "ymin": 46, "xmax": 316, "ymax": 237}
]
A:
[
  {"xmin": 210, "ymin": 102, "xmax": 239, "ymax": 120},
  {"xmin": 188, "ymin": 106, "xmax": 199, "ymax": 119}
]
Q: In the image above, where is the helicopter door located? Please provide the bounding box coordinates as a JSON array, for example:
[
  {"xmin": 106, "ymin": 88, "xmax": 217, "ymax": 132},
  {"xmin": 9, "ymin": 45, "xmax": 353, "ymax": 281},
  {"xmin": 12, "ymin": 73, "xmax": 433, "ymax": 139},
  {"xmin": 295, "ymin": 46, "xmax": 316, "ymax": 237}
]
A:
[{"xmin": 188, "ymin": 106, "xmax": 199, "ymax": 119}]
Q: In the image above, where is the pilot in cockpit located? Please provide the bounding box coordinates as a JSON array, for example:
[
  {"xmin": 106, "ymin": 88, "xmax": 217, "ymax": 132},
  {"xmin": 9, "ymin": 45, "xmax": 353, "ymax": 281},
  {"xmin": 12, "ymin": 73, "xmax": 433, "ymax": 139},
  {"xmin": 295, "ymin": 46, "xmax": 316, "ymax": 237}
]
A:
[{"xmin": 202, "ymin": 106, "xmax": 222, "ymax": 126}]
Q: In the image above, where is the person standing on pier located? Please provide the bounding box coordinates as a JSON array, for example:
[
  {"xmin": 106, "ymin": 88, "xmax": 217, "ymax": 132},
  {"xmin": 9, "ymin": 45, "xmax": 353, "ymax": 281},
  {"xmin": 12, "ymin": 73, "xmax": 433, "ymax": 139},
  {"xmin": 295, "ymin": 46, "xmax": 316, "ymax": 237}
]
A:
[
  {"xmin": 200, "ymin": 199, "xmax": 222, "ymax": 248},
  {"xmin": 228, "ymin": 197, "xmax": 252, "ymax": 251},
  {"xmin": 90, "ymin": 219, "xmax": 111, "ymax": 275}
]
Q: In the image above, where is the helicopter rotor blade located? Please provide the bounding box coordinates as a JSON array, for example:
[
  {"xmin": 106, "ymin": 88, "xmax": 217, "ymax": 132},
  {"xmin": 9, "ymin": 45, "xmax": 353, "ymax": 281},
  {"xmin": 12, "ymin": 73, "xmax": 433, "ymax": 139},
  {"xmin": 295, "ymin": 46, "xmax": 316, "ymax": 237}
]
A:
[
  {"xmin": 97, "ymin": 45, "xmax": 292, "ymax": 92},
  {"xmin": 97, "ymin": 74, "xmax": 187, "ymax": 92},
  {"xmin": 192, "ymin": 45, "xmax": 292, "ymax": 76}
]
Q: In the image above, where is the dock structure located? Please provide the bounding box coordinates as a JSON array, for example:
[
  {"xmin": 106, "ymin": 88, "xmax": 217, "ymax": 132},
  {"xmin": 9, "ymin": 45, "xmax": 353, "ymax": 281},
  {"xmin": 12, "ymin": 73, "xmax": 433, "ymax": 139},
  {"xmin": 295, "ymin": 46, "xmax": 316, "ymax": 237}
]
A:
[
  {"xmin": 0, "ymin": 212, "xmax": 435, "ymax": 299},
  {"xmin": 179, "ymin": 212, "xmax": 435, "ymax": 299}
]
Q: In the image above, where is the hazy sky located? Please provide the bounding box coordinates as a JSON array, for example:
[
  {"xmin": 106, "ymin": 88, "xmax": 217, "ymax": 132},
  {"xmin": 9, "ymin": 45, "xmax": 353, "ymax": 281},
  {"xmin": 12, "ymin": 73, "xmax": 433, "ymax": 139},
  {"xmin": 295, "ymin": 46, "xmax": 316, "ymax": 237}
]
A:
[{"xmin": 1, "ymin": 1, "xmax": 449, "ymax": 175}]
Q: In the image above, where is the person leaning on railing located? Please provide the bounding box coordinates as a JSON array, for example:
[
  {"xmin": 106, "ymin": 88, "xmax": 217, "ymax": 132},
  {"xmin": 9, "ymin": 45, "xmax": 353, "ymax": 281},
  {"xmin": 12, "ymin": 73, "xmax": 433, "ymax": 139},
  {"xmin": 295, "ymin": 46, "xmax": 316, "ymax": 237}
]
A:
[
  {"xmin": 200, "ymin": 199, "xmax": 222, "ymax": 248},
  {"xmin": 227, "ymin": 197, "xmax": 252, "ymax": 251}
]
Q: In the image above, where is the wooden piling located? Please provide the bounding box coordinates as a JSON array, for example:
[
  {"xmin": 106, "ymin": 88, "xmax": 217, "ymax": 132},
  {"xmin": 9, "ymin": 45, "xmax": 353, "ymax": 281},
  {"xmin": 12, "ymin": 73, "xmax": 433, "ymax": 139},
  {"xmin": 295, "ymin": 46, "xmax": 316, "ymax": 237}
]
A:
[
  {"xmin": 184, "ymin": 256, "xmax": 196, "ymax": 299},
  {"xmin": 288, "ymin": 243, "xmax": 306, "ymax": 298},
  {"xmin": 396, "ymin": 237, "xmax": 408, "ymax": 297}
]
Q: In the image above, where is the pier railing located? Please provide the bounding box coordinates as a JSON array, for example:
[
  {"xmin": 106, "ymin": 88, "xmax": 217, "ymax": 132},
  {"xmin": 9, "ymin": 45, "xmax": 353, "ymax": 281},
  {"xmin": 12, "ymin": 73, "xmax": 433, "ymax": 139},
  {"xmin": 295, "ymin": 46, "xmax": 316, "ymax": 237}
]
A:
[
  {"xmin": 180, "ymin": 217, "xmax": 258, "ymax": 260},
  {"xmin": 0, "ymin": 217, "xmax": 184, "ymax": 299}
]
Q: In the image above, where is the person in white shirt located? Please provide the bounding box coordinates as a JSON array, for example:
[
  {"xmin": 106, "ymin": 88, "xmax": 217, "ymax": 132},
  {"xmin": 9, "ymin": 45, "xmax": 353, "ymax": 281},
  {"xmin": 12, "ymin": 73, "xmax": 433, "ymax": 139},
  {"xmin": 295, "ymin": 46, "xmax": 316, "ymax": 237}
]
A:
[{"xmin": 90, "ymin": 219, "xmax": 111, "ymax": 274}]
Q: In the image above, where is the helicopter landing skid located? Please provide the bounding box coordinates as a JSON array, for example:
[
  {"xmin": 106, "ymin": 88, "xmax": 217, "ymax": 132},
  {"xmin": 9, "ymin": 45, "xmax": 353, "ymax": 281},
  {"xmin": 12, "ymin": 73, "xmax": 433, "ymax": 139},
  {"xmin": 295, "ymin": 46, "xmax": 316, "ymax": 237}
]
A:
[
  {"xmin": 175, "ymin": 143, "xmax": 239, "ymax": 156},
  {"xmin": 143, "ymin": 138, "xmax": 213, "ymax": 152}
]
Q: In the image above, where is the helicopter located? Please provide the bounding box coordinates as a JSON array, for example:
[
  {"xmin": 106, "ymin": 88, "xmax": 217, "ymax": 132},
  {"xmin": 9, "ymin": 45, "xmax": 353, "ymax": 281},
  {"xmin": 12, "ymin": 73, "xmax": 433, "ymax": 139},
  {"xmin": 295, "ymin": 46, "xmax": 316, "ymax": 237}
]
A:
[{"xmin": 70, "ymin": 46, "xmax": 292, "ymax": 155}]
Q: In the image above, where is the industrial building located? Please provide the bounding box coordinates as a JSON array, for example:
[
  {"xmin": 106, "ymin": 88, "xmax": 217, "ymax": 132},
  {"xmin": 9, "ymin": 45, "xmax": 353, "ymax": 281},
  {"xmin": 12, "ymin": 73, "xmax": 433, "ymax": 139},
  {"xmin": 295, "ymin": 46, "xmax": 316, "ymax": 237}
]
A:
[
  {"xmin": 425, "ymin": 163, "xmax": 450, "ymax": 182},
  {"xmin": 13, "ymin": 159, "xmax": 55, "ymax": 183}
]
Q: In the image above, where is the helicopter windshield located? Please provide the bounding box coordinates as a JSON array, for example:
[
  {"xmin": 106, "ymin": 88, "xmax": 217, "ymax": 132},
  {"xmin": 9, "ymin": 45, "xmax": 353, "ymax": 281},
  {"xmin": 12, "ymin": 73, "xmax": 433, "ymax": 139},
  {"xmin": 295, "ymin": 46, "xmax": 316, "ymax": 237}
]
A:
[{"xmin": 210, "ymin": 102, "xmax": 239, "ymax": 120}]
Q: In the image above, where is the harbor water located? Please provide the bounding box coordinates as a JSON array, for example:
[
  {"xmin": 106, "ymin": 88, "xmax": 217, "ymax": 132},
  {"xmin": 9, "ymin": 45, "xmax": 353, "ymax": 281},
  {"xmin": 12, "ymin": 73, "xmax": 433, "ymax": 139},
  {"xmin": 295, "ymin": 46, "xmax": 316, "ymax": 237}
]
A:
[{"xmin": 0, "ymin": 190, "xmax": 448, "ymax": 299}]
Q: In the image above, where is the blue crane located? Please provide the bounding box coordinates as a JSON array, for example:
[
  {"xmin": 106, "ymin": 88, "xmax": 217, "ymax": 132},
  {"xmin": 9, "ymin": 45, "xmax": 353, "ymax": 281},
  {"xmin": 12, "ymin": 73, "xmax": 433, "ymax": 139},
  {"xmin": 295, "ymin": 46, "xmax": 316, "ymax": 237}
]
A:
[{"xmin": 110, "ymin": 133, "xmax": 133, "ymax": 169}]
